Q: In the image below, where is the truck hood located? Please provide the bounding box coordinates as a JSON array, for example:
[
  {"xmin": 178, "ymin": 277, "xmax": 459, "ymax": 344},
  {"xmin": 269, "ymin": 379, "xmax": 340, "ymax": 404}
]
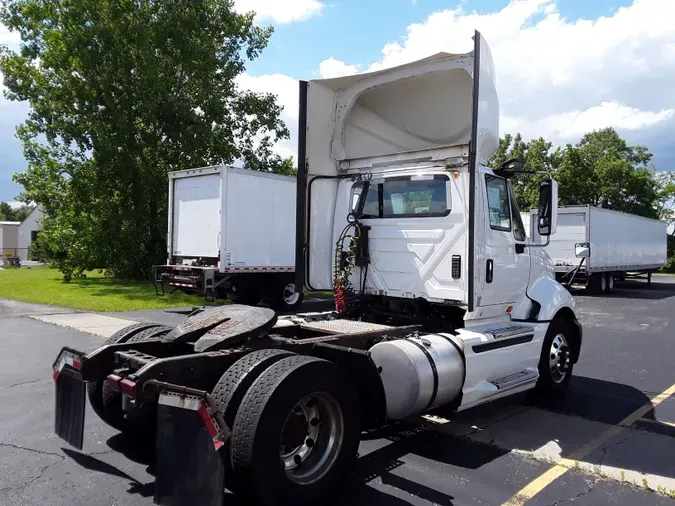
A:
[{"xmin": 306, "ymin": 42, "xmax": 499, "ymax": 176}]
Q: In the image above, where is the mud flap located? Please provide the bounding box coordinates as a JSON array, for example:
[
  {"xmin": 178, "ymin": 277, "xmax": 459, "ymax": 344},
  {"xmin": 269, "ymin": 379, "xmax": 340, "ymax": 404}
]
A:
[
  {"xmin": 53, "ymin": 347, "xmax": 87, "ymax": 450},
  {"xmin": 152, "ymin": 384, "xmax": 230, "ymax": 506}
]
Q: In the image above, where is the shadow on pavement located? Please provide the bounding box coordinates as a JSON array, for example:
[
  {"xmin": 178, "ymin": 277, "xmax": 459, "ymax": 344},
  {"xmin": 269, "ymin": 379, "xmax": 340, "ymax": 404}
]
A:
[
  {"xmin": 571, "ymin": 278, "xmax": 675, "ymax": 301},
  {"xmin": 440, "ymin": 375, "xmax": 675, "ymax": 481},
  {"xmin": 62, "ymin": 447, "xmax": 154, "ymax": 497}
]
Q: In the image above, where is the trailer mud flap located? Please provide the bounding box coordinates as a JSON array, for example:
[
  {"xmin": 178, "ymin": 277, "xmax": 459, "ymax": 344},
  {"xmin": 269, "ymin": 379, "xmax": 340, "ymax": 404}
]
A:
[
  {"xmin": 53, "ymin": 347, "xmax": 87, "ymax": 450},
  {"xmin": 152, "ymin": 385, "xmax": 230, "ymax": 506}
]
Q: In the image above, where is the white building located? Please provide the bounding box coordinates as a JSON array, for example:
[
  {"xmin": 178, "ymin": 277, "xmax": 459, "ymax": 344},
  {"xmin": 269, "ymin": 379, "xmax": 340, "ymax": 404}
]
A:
[
  {"xmin": 0, "ymin": 221, "xmax": 20, "ymax": 258},
  {"xmin": 17, "ymin": 205, "xmax": 43, "ymax": 261}
]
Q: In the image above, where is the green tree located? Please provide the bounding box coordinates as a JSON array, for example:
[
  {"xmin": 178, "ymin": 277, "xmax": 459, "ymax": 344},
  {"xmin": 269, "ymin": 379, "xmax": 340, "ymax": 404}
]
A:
[
  {"xmin": 0, "ymin": 202, "xmax": 14, "ymax": 221},
  {"xmin": 0, "ymin": 202, "xmax": 34, "ymax": 221},
  {"xmin": 555, "ymin": 128, "xmax": 659, "ymax": 218},
  {"xmin": 1, "ymin": 0, "xmax": 288, "ymax": 280},
  {"xmin": 491, "ymin": 128, "xmax": 664, "ymax": 220},
  {"xmin": 489, "ymin": 134, "xmax": 560, "ymax": 212}
]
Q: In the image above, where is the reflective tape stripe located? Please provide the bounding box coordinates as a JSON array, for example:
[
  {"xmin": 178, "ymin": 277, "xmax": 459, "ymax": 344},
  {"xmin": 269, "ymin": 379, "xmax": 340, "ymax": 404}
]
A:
[{"xmin": 158, "ymin": 391, "xmax": 225, "ymax": 451}]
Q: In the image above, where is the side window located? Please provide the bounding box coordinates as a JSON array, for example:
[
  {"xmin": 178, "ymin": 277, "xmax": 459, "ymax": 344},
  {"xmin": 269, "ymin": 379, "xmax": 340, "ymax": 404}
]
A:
[
  {"xmin": 508, "ymin": 181, "xmax": 527, "ymax": 242},
  {"xmin": 485, "ymin": 175, "xmax": 511, "ymax": 231},
  {"xmin": 350, "ymin": 175, "xmax": 449, "ymax": 219}
]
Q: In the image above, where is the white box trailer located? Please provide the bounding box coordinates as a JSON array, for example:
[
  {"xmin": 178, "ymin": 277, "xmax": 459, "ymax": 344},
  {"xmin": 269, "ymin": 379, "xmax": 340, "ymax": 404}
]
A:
[
  {"xmin": 531, "ymin": 205, "xmax": 667, "ymax": 292},
  {"xmin": 154, "ymin": 165, "xmax": 303, "ymax": 310}
]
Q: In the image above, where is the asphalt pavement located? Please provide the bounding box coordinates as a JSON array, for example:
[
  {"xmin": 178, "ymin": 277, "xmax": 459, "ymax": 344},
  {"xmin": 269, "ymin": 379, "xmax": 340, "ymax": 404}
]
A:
[{"xmin": 1, "ymin": 276, "xmax": 674, "ymax": 505}]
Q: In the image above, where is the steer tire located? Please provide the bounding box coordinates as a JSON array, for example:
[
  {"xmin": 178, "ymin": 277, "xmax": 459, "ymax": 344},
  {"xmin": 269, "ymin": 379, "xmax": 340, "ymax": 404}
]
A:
[
  {"xmin": 534, "ymin": 318, "xmax": 574, "ymax": 398},
  {"xmin": 86, "ymin": 322, "xmax": 163, "ymax": 426},
  {"xmin": 99, "ymin": 324, "xmax": 173, "ymax": 434},
  {"xmin": 230, "ymin": 355, "xmax": 360, "ymax": 506}
]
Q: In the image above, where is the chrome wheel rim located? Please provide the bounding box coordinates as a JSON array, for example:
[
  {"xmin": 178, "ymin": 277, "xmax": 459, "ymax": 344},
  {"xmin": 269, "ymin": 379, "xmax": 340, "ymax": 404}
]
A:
[
  {"xmin": 283, "ymin": 283, "xmax": 300, "ymax": 305},
  {"xmin": 549, "ymin": 334, "xmax": 571, "ymax": 383},
  {"xmin": 279, "ymin": 392, "xmax": 344, "ymax": 485}
]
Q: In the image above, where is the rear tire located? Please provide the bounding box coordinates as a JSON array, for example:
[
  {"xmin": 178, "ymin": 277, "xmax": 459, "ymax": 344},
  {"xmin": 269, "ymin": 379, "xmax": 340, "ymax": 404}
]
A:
[
  {"xmin": 265, "ymin": 280, "xmax": 304, "ymax": 312},
  {"xmin": 100, "ymin": 324, "xmax": 173, "ymax": 433},
  {"xmin": 231, "ymin": 291, "xmax": 263, "ymax": 306},
  {"xmin": 86, "ymin": 322, "xmax": 163, "ymax": 425},
  {"xmin": 211, "ymin": 349, "xmax": 297, "ymax": 490},
  {"xmin": 230, "ymin": 355, "xmax": 360, "ymax": 506},
  {"xmin": 534, "ymin": 318, "xmax": 574, "ymax": 397}
]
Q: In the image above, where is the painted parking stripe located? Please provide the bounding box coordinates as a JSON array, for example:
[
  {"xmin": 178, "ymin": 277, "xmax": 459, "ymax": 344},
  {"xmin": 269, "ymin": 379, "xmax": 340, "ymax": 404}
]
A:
[
  {"xmin": 638, "ymin": 417, "xmax": 675, "ymax": 429},
  {"xmin": 501, "ymin": 382, "xmax": 675, "ymax": 506}
]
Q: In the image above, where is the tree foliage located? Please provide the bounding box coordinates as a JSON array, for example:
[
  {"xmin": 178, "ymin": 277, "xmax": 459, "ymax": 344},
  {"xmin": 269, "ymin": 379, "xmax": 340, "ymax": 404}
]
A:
[
  {"xmin": 1, "ymin": 0, "xmax": 289, "ymax": 280},
  {"xmin": 490, "ymin": 128, "xmax": 674, "ymax": 221},
  {"xmin": 0, "ymin": 202, "xmax": 34, "ymax": 222}
]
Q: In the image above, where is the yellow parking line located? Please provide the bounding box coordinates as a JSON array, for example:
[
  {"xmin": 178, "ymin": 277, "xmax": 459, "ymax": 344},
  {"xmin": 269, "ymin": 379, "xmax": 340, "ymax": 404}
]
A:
[{"xmin": 502, "ymin": 383, "xmax": 675, "ymax": 506}]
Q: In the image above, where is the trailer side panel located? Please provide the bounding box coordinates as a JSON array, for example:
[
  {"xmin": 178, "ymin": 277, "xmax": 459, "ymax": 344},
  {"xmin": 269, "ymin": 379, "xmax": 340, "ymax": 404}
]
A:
[{"xmin": 588, "ymin": 206, "xmax": 667, "ymax": 272}]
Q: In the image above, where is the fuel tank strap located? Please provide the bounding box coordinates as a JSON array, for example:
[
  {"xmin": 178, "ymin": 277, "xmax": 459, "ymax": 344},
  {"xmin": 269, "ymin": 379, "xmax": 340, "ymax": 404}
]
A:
[{"xmin": 407, "ymin": 339, "xmax": 439, "ymax": 410}]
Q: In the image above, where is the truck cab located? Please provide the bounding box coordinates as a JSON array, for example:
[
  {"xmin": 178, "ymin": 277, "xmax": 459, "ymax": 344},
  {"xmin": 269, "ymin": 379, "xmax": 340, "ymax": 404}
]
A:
[{"xmin": 296, "ymin": 31, "xmax": 582, "ymax": 411}]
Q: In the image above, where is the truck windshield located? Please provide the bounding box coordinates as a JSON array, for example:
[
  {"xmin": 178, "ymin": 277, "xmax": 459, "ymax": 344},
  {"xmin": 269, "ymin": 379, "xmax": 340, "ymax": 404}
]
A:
[{"xmin": 351, "ymin": 175, "xmax": 450, "ymax": 219}]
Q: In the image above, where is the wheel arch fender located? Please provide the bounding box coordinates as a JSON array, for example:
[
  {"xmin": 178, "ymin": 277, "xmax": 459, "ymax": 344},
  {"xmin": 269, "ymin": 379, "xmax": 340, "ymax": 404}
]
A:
[{"xmin": 527, "ymin": 275, "xmax": 582, "ymax": 363}]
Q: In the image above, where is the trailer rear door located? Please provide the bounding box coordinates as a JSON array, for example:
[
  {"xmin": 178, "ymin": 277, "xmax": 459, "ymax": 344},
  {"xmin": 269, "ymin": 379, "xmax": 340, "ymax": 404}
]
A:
[{"xmin": 171, "ymin": 171, "xmax": 221, "ymax": 258}]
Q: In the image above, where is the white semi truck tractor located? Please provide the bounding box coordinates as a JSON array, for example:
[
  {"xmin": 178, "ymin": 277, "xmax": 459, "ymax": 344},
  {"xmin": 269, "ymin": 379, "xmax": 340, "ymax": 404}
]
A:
[{"xmin": 52, "ymin": 31, "xmax": 582, "ymax": 506}]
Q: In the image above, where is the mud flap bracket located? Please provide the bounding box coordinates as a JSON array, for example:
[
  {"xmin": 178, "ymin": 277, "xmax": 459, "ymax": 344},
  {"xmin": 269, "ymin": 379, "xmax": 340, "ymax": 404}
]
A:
[{"xmin": 150, "ymin": 381, "xmax": 230, "ymax": 506}]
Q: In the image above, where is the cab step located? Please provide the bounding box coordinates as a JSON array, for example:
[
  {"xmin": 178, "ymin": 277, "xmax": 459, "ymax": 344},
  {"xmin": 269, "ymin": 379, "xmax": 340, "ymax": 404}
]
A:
[
  {"xmin": 485, "ymin": 324, "xmax": 534, "ymax": 340},
  {"xmin": 490, "ymin": 369, "xmax": 538, "ymax": 390}
]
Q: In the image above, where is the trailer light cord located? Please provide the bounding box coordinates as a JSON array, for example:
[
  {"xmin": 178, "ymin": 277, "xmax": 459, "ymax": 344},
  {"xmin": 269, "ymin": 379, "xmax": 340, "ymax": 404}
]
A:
[{"xmin": 333, "ymin": 218, "xmax": 364, "ymax": 315}]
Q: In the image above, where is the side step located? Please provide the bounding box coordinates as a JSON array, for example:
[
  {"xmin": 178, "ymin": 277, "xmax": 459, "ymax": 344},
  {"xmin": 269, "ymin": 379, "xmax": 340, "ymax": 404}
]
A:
[
  {"xmin": 485, "ymin": 324, "xmax": 534, "ymax": 340},
  {"xmin": 490, "ymin": 370, "xmax": 538, "ymax": 390}
]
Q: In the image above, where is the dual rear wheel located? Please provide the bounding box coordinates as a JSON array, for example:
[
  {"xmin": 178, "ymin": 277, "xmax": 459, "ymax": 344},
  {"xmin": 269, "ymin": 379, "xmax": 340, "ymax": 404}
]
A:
[
  {"xmin": 588, "ymin": 272, "xmax": 615, "ymax": 294},
  {"xmin": 212, "ymin": 350, "xmax": 360, "ymax": 506}
]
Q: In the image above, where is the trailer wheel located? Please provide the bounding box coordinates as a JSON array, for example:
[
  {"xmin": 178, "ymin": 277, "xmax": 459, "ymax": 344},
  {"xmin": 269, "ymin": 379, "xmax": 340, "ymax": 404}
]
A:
[
  {"xmin": 266, "ymin": 281, "xmax": 304, "ymax": 312},
  {"xmin": 230, "ymin": 355, "xmax": 360, "ymax": 506},
  {"xmin": 605, "ymin": 273, "xmax": 614, "ymax": 293},
  {"xmin": 534, "ymin": 318, "xmax": 574, "ymax": 397},
  {"xmin": 86, "ymin": 322, "xmax": 164, "ymax": 425},
  {"xmin": 588, "ymin": 273, "xmax": 606, "ymax": 294},
  {"xmin": 100, "ymin": 324, "xmax": 173, "ymax": 432}
]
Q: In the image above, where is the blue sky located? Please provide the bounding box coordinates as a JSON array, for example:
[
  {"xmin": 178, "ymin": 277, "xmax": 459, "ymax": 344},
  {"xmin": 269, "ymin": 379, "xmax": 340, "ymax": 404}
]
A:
[
  {"xmin": 245, "ymin": 0, "xmax": 635, "ymax": 79},
  {"xmin": 1, "ymin": 0, "xmax": 672, "ymax": 203}
]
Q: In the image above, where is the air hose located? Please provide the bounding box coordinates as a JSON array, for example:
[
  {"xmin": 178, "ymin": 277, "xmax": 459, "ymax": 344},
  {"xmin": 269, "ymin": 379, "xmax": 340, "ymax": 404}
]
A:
[{"xmin": 333, "ymin": 218, "xmax": 363, "ymax": 315}]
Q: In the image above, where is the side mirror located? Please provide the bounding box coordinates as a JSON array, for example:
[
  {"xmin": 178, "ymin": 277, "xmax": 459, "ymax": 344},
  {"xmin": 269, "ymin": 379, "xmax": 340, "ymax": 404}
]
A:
[
  {"xmin": 537, "ymin": 179, "xmax": 558, "ymax": 236},
  {"xmin": 575, "ymin": 242, "xmax": 590, "ymax": 258}
]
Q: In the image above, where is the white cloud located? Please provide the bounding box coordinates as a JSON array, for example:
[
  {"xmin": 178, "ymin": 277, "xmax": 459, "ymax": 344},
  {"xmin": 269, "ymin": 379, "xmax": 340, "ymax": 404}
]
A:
[
  {"xmin": 310, "ymin": 0, "xmax": 675, "ymax": 156},
  {"xmin": 235, "ymin": 72, "xmax": 299, "ymax": 162},
  {"xmin": 504, "ymin": 102, "xmax": 675, "ymax": 141},
  {"xmin": 233, "ymin": 0, "xmax": 322, "ymax": 24},
  {"xmin": 0, "ymin": 24, "xmax": 21, "ymax": 48},
  {"xmin": 318, "ymin": 57, "xmax": 361, "ymax": 78}
]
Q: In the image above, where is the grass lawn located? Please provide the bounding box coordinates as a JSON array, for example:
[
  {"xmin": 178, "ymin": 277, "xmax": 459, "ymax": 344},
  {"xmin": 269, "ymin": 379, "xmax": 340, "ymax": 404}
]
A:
[
  {"xmin": 0, "ymin": 266, "xmax": 214, "ymax": 312},
  {"xmin": 0, "ymin": 266, "xmax": 334, "ymax": 312}
]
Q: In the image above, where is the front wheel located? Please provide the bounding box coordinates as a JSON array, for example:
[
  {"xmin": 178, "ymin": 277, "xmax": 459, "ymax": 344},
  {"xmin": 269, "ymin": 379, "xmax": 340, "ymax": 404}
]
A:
[
  {"xmin": 534, "ymin": 319, "xmax": 574, "ymax": 396},
  {"xmin": 230, "ymin": 355, "xmax": 360, "ymax": 506}
]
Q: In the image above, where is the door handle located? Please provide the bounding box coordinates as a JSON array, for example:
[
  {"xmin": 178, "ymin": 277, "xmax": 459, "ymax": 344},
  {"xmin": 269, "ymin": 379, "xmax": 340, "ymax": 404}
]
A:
[
  {"xmin": 515, "ymin": 243, "xmax": 525, "ymax": 254},
  {"xmin": 486, "ymin": 259, "xmax": 493, "ymax": 284}
]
